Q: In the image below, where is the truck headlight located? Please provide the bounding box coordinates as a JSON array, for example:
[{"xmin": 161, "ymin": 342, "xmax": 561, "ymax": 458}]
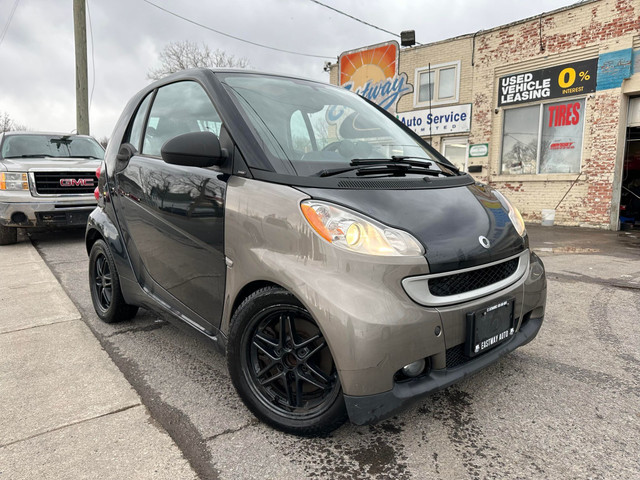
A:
[
  {"xmin": 0, "ymin": 172, "xmax": 29, "ymax": 191},
  {"xmin": 301, "ymin": 200, "xmax": 424, "ymax": 256},
  {"xmin": 494, "ymin": 190, "xmax": 526, "ymax": 237}
]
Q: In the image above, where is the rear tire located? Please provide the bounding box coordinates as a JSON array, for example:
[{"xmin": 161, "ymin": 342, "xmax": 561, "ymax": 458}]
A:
[
  {"xmin": 0, "ymin": 225, "xmax": 18, "ymax": 245},
  {"xmin": 227, "ymin": 287, "xmax": 347, "ymax": 436},
  {"xmin": 89, "ymin": 239, "xmax": 138, "ymax": 323}
]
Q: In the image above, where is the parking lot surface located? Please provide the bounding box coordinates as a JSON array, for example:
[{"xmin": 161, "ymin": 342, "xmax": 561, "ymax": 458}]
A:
[{"xmin": 24, "ymin": 226, "xmax": 640, "ymax": 479}]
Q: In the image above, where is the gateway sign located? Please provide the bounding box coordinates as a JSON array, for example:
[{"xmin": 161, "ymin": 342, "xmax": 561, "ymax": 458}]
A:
[
  {"xmin": 339, "ymin": 41, "xmax": 412, "ymax": 115},
  {"xmin": 498, "ymin": 58, "xmax": 598, "ymax": 107},
  {"xmin": 397, "ymin": 104, "xmax": 471, "ymax": 135}
]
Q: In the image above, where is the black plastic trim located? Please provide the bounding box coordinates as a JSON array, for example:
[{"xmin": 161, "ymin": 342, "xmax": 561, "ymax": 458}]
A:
[{"xmin": 343, "ymin": 315, "xmax": 544, "ymax": 425}]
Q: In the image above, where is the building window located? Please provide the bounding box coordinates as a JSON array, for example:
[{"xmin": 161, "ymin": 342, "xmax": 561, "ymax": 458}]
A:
[
  {"xmin": 415, "ymin": 61, "xmax": 460, "ymax": 107},
  {"xmin": 442, "ymin": 136, "xmax": 468, "ymax": 172},
  {"xmin": 501, "ymin": 98, "xmax": 585, "ymax": 174}
]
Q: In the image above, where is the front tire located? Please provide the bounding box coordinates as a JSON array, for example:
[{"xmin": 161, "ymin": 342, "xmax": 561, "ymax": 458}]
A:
[
  {"xmin": 227, "ymin": 287, "xmax": 347, "ymax": 436},
  {"xmin": 89, "ymin": 239, "xmax": 138, "ymax": 323},
  {"xmin": 0, "ymin": 225, "xmax": 17, "ymax": 245}
]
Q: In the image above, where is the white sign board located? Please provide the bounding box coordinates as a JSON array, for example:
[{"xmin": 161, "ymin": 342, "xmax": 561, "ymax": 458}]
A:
[{"xmin": 397, "ymin": 104, "xmax": 471, "ymax": 136}]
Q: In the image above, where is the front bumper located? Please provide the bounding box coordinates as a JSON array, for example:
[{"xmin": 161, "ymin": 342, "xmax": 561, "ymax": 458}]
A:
[
  {"xmin": 344, "ymin": 314, "xmax": 544, "ymax": 425},
  {"xmin": 0, "ymin": 199, "xmax": 96, "ymax": 228}
]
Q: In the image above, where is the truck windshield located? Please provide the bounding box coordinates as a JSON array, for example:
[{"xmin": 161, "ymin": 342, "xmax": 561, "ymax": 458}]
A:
[
  {"xmin": 221, "ymin": 74, "xmax": 455, "ymax": 177},
  {"xmin": 1, "ymin": 135, "xmax": 104, "ymax": 159}
]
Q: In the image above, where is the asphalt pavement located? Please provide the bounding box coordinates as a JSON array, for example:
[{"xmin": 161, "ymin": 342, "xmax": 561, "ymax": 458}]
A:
[{"xmin": 1, "ymin": 223, "xmax": 639, "ymax": 479}]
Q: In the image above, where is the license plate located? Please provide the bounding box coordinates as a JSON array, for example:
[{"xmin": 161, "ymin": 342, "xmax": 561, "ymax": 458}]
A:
[{"xmin": 465, "ymin": 299, "xmax": 515, "ymax": 357}]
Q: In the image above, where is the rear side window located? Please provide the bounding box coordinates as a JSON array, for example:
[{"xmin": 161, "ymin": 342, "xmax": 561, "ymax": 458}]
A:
[{"xmin": 142, "ymin": 81, "xmax": 222, "ymax": 157}]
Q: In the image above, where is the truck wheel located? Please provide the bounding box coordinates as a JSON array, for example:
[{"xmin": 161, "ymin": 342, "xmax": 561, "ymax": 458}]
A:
[
  {"xmin": 227, "ymin": 287, "xmax": 347, "ymax": 436},
  {"xmin": 0, "ymin": 225, "xmax": 18, "ymax": 245},
  {"xmin": 89, "ymin": 239, "xmax": 138, "ymax": 323}
]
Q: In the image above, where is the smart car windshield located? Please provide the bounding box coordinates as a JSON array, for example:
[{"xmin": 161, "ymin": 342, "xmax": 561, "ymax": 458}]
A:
[
  {"xmin": 221, "ymin": 74, "xmax": 456, "ymax": 177},
  {"xmin": 1, "ymin": 134, "xmax": 104, "ymax": 159}
]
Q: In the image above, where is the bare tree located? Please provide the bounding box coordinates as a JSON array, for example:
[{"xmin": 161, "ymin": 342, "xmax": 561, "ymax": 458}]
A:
[
  {"xmin": 98, "ymin": 136, "xmax": 109, "ymax": 149},
  {"xmin": 0, "ymin": 111, "xmax": 28, "ymax": 133},
  {"xmin": 147, "ymin": 41, "xmax": 250, "ymax": 81}
]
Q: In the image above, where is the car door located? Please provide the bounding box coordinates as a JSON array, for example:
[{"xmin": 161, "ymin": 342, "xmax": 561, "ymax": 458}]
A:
[{"xmin": 113, "ymin": 80, "xmax": 229, "ymax": 332}]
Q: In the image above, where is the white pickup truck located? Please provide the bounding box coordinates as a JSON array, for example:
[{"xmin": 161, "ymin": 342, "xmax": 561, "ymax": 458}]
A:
[{"xmin": 0, "ymin": 131, "xmax": 103, "ymax": 245}]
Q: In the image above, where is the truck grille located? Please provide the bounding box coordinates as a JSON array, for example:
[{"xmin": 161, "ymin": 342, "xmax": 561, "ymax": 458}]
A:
[
  {"xmin": 33, "ymin": 171, "xmax": 97, "ymax": 195},
  {"xmin": 429, "ymin": 258, "xmax": 519, "ymax": 297}
]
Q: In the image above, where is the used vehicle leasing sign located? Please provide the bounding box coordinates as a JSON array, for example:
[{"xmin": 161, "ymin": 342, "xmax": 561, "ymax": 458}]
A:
[{"xmin": 498, "ymin": 58, "xmax": 598, "ymax": 107}]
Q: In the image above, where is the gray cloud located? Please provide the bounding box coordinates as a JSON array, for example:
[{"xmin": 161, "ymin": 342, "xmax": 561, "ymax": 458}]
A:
[{"xmin": 0, "ymin": 0, "xmax": 577, "ymax": 139}]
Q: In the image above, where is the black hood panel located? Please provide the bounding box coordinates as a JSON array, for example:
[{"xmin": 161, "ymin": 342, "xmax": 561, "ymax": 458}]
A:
[{"xmin": 299, "ymin": 183, "xmax": 527, "ymax": 273}]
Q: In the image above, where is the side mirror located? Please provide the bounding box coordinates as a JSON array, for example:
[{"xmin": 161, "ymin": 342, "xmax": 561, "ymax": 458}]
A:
[
  {"xmin": 116, "ymin": 143, "xmax": 137, "ymax": 163},
  {"xmin": 161, "ymin": 131, "xmax": 225, "ymax": 168}
]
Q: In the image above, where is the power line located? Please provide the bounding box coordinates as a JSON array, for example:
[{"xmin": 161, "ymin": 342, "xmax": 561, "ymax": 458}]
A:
[
  {"xmin": 141, "ymin": 0, "xmax": 334, "ymax": 60},
  {"xmin": 0, "ymin": 0, "xmax": 21, "ymax": 49},
  {"xmin": 307, "ymin": 0, "xmax": 419, "ymax": 44}
]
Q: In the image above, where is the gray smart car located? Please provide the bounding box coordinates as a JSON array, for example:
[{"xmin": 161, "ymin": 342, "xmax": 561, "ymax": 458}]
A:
[{"xmin": 86, "ymin": 68, "xmax": 546, "ymax": 435}]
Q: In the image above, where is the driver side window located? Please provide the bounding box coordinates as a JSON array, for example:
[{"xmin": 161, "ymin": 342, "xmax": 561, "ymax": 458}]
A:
[{"xmin": 142, "ymin": 81, "xmax": 223, "ymax": 158}]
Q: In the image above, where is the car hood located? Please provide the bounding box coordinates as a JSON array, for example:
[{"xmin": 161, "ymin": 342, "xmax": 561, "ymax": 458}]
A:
[
  {"xmin": 0, "ymin": 157, "xmax": 101, "ymax": 171},
  {"xmin": 297, "ymin": 183, "xmax": 528, "ymax": 273}
]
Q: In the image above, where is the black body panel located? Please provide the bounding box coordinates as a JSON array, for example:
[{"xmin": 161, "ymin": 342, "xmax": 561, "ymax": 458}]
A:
[{"xmin": 298, "ymin": 183, "xmax": 527, "ymax": 273}]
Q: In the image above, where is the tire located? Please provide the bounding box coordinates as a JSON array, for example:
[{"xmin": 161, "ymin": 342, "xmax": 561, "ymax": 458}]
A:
[
  {"xmin": 227, "ymin": 287, "xmax": 347, "ymax": 436},
  {"xmin": 0, "ymin": 225, "xmax": 18, "ymax": 245},
  {"xmin": 88, "ymin": 239, "xmax": 138, "ymax": 323}
]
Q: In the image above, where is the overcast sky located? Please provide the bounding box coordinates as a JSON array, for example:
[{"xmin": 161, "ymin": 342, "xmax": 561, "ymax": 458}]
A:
[{"xmin": 0, "ymin": 0, "xmax": 580, "ymax": 139}]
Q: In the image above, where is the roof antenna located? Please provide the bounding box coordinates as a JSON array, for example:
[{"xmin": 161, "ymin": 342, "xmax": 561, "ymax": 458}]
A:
[{"xmin": 428, "ymin": 62, "xmax": 433, "ymax": 144}]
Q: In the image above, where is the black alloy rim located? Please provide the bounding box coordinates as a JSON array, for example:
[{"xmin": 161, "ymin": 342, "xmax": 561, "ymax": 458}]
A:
[
  {"xmin": 93, "ymin": 253, "xmax": 113, "ymax": 311},
  {"xmin": 244, "ymin": 306, "xmax": 340, "ymax": 418}
]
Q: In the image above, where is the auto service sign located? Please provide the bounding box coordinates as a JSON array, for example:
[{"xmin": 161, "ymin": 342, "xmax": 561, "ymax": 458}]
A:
[
  {"xmin": 397, "ymin": 104, "xmax": 472, "ymax": 135},
  {"xmin": 339, "ymin": 41, "xmax": 412, "ymax": 115}
]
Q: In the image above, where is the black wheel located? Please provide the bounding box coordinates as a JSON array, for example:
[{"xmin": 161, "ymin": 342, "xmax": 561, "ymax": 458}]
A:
[
  {"xmin": 227, "ymin": 287, "xmax": 347, "ymax": 436},
  {"xmin": 0, "ymin": 225, "xmax": 18, "ymax": 245},
  {"xmin": 89, "ymin": 239, "xmax": 138, "ymax": 323}
]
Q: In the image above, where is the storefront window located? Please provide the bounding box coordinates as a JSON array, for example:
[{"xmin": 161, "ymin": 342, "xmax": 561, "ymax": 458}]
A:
[
  {"xmin": 442, "ymin": 136, "xmax": 468, "ymax": 172},
  {"xmin": 501, "ymin": 99, "xmax": 585, "ymax": 174}
]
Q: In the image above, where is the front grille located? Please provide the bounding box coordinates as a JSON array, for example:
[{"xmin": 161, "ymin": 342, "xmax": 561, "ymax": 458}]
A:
[
  {"xmin": 446, "ymin": 344, "xmax": 471, "ymax": 369},
  {"xmin": 33, "ymin": 171, "xmax": 97, "ymax": 195},
  {"xmin": 429, "ymin": 258, "xmax": 519, "ymax": 297}
]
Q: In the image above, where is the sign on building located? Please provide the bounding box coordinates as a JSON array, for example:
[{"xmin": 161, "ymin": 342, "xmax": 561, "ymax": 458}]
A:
[
  {"xmin": 498, "ymin": 58, "xmax": 598, "ymax": 107},
  {"xmin": 339, "ymin": 41, "xmax": 413, "ymax": 115},
  {"xmin": 397, "ymin": 104, "xmax": 471, "ymax": 135}
]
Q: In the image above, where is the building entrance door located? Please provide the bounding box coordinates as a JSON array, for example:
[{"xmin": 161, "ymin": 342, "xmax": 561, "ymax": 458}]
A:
[{"xmin": 619, "ymin": 97, "xmax": 640, "ymax": 230}]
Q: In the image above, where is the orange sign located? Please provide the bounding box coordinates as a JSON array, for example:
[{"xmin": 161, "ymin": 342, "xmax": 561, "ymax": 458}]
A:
[{"xmin": 339, "ymin": 41, "xmax": 412, "ymax": 114}]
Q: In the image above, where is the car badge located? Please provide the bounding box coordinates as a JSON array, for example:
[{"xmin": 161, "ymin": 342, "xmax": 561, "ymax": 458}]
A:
[{"xmin": 479, "ymin": 236, "xmax": 491, "ymax": 249}]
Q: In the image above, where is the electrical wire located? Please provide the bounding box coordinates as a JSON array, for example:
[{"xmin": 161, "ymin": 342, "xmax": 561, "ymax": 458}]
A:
[
  {"xmin": 0, "ymin": 0, "xmax": 21, "ymax": 49},
  {"xmin": 307, "ymin": 0, "xmax": 420, "ymax": 45},
  {"xmin": 141, "ymin": 0, "xmax": 334, "ymax": 60},
  {"xmin": 86, "ymin": 0, "xmax": 96, "ymax": 113}
]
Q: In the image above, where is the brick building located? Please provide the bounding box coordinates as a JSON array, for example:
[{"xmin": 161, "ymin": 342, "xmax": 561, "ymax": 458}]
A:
[{"xmin": 329, "ymin": 0, "xmax": 640, "ymax": 229}]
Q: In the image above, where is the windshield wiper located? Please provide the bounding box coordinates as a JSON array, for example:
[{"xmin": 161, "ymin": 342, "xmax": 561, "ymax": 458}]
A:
[
  {"xmin": 65, "ymin": 155, "xmax": 102, "ymax": 159},
  {"xmin": 316, "ymin": 162, "xmax": 448, "ymax": 178},
  {"xmin": 4, "ymin": 154, "xmax": 53, "ymax": 158},
  {"xmin": 390, "ymin": 155, "xmax": 460, "ymax": 174}
]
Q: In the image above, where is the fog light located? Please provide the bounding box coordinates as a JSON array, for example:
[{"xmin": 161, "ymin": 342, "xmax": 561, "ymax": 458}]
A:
[{"xmin": 401, "ymin": 359, "xmax": 426, "ymax": 377}]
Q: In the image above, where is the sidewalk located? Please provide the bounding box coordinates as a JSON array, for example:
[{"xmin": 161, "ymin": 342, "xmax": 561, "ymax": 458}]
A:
[{"xmin": 0, "ymin": 242, "xmax": 197, "ymax": 479}]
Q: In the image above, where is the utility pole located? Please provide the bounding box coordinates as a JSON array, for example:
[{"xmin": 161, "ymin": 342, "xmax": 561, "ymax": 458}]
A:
[{"xmin": 73, "ymin": 0, "xmax": 89, "ymax": 135}]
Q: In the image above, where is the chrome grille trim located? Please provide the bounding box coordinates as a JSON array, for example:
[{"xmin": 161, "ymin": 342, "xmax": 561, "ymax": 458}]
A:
[{"xmin": 402, "ymin": 250, "xmax": 530, "ymax": 307}]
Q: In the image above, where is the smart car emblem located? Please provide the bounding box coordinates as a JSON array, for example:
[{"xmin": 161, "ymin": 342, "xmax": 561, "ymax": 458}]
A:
[
  {"xmin": 60, "ymin": 178, "xmax": 94, "ymax": 187},
  {"xmin": 479, "ymin": 236, "xmax": 491, "ymax": 249}
]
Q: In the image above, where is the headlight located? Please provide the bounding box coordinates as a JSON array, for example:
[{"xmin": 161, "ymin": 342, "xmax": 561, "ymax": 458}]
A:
[
  {"xmin": 300, "ymin": 200, "xmax": 424, "ymax": 256},
  {"xmin": 494, "ymin": 190, "xmax": 526, "ymax": 237},
  {"xmin": 0, "ymin": 172, "xmax": 29, "ymax": 191}
]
